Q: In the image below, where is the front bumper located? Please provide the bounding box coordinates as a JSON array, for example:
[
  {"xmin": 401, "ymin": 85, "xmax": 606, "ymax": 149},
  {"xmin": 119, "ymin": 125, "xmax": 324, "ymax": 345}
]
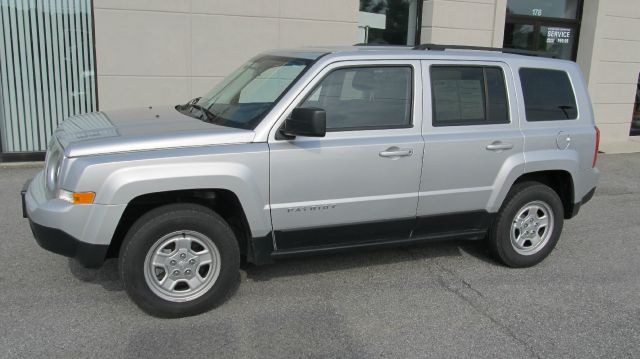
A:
[
  {"xmin": 21, "ymin": 173, "xmax": 117, "ymax": 268},
  {"xmin": 27, "ymin": 217, "xmax": 109, "ymax": 268}
]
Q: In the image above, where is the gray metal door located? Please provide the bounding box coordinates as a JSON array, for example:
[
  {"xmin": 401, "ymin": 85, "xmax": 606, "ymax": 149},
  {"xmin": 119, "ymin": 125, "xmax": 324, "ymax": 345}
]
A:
[
  {"xmin": 268, "ymin": 60, "xmax": 425, "ymax": 250},
  {"xmin": 418, "ymin": 60, "xmax": 525, "ymax": 219}
]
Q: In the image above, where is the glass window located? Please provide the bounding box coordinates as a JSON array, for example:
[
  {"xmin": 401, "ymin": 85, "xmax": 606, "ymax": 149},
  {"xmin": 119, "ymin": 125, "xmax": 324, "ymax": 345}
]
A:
[
  {"xmin": 629, "ymin": 75, "xmax": 639, "ymax": 136},
  {"xmin": 519, "ymin": 68, "xmax": 578, "ymax": 121},
  {"xmin": 539, "ymin": 26, "xmax": 576, "ymax": 60},
  {"xmin": 193, "ymin": 55, "xmax": 313, "ymax": 130},
  {"xmin": 503, "ymin": 23, "xmax": 578, "ymax": 61},
  {"xmin": 507, "ymin": 0, "xmax": 580, "ymax": 19},
  {"xmin": 430, "ymin": 66, "xmax": 509, "ymax": 127},
  {"xmin": 301, "ymin": 66, "xmax": 412, "ymax": 131},
  {"xmin": 239, "ymin": 65, "xmax": 305, "ymax": 103},
  {"xmin": 503, "ymin": 23, "xmax": 535, "ymax": 51},
  {"xmin": 358, "ymin": 0, "xmax": 420, "ymax": 45}
]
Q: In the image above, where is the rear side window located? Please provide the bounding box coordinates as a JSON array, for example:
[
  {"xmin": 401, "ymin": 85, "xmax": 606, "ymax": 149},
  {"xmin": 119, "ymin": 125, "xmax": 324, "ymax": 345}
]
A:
[
  {"xmin": 430, "ymin": 66, "xmax": 509, "ymax": 126},
  {"xmin": 519, "ymin": 68, "xmax": 577, "ymax": 121}
]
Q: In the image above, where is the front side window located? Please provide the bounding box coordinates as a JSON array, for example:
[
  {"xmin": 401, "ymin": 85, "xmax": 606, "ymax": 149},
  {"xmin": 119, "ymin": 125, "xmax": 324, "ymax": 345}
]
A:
[
  {"xmin": 519, "ymin": 68, "xmax": 577, "ymax": 121},
  {"xmin": 300, "ymin": 66, "xmax": 413, "ymax": 131},
  {"xmin": 192, "ymin": 55, "xmax": 313, "ymax": 130},
  {"xmin": 430, "ymin": 66, "xmax": 510, "ymax": 127}
]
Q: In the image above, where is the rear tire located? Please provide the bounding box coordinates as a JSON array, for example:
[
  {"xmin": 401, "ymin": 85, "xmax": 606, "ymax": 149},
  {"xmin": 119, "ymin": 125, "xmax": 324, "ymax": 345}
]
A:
[
  {"xmin": 487, "ymin": 181, "xmax": 564, "ymax": 268},
  {"xmin": 119, "ymin": 203, "xmax": 240, "ymax": 318}
]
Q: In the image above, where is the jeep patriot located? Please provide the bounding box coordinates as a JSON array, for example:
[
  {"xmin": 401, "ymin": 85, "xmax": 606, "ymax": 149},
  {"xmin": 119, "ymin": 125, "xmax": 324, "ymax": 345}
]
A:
[{"xmin": 22, "ymin": 45, "xmax": 600, "ymax": 317}]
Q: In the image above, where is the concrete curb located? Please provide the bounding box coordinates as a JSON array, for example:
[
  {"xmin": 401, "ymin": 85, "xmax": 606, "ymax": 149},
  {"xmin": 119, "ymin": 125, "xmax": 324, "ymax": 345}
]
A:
[{"xmin": 0, "ymin": 162, "xmax": 44, "ymax": 169}]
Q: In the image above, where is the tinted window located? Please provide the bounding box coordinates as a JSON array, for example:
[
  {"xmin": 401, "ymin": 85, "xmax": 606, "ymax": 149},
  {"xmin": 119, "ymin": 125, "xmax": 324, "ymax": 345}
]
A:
[
  {"xmin": 431, "ymin": 66, "xmax": 509, "ymax": 126},
  {"xmin": 300, "ymin": 66, "xmax": 412, "ymax": 131},
  {"xmin": 520, "ymin": 68, "xmax": 577, "ymax": 121},
  {"xmin": 194, "ymin": 56, "xmax": 312, "ymax": 130}
]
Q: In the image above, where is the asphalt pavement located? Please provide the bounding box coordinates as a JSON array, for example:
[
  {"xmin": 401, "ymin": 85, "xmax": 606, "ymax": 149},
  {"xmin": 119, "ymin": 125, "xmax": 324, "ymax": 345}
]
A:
[{"xmin": 1, "ymin": 154, "xmax": 639, "ymax": 358}]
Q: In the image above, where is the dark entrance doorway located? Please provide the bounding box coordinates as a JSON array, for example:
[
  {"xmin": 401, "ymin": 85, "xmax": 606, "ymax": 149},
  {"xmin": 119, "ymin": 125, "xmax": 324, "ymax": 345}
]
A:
[{"xmin": 503, "ymin": 0, "xmax": 583, "ymax": 61}]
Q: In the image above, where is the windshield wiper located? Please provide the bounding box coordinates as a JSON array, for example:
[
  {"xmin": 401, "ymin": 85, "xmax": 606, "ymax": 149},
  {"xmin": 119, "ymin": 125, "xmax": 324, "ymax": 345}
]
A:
[
  {"xmin": 177, "ymin": 98, "xmax": 218, "ymax": 123},
  {"xmin": 188, "ymin": 103, "xmax": 217, "ymax": 122}
]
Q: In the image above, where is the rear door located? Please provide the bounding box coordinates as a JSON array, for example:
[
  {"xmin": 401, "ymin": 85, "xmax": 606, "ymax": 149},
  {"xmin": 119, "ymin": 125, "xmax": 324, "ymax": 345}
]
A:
[{"xmin": 416, "ymin": 60, "xmax": 524, "ymax": 236}]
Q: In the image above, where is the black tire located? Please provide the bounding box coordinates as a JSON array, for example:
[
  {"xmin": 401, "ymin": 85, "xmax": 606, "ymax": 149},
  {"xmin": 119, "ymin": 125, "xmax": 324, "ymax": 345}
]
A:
[
  {"xmin": 487, "ymin": 181, "xmax": 564, "ymax": 268},
  {"xmin": 119, "ymin": 203, "xmax": 240, "ymax": 318}
]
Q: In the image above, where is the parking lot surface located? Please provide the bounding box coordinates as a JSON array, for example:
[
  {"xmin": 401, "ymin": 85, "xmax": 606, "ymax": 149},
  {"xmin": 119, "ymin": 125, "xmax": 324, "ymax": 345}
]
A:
[{"xmin": 1, "ymin": 154, "xmax": 639, "ymax": 358}]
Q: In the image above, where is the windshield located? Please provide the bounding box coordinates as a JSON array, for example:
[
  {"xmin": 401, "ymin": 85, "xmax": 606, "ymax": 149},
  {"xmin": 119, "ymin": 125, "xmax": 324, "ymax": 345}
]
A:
[{"xmin": 188, "ymin": 55, "xmax": 313, "ymax": 130}]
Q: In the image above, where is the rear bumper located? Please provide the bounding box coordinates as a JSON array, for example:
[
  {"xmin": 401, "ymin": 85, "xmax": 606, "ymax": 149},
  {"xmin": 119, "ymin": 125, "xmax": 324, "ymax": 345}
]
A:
[{"xmin": 569, "ymin": 186, "xmax": 596, "ymax": 218}]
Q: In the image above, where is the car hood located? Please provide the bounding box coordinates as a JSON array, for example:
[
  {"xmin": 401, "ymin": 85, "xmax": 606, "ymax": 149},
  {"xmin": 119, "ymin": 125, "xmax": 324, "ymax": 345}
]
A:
[{"xmin": 55, "ymin": 106, "xmax": 255, "ymax": 157}]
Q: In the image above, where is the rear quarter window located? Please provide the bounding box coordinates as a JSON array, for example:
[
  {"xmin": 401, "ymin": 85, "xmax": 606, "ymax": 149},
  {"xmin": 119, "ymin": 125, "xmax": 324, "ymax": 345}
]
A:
[{"xmin": 519, "ymin": 68, "xmax": 578, "ymax": 121}]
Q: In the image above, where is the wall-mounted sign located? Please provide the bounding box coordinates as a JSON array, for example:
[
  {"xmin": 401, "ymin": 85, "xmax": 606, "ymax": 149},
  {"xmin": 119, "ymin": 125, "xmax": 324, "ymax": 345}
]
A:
[
  {"xmin": 546, "ymin": 27, "xmax": 572, "ymax": 44},
  {"xmin": 507, "ymin": 0, "xmax": 580, "ymax": 20}
]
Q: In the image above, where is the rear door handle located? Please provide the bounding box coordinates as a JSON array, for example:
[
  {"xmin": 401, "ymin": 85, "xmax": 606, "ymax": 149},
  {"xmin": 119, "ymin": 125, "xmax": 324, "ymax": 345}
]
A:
[
  {"xmin": 486, "ymin": 141, "xmax": 513, "ymax": 151},
  {"xmin": 379, "ymin": 147, "xmax": 413, "ymax": 158}
]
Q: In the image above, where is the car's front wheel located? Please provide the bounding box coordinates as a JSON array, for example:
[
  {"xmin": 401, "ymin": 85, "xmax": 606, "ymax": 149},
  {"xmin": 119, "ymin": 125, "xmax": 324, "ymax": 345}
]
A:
[
  {"xmin": 119, "ymin": 203, "xmax": 240, "ymax": 318},
  {"xmin": 487, "ymin": 181, "xmax": 564, "ymax": 268}
]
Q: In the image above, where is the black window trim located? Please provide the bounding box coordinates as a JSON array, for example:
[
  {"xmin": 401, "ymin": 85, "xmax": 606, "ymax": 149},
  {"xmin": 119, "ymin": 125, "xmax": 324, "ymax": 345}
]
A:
[
  {"xmin": 430, "ymin": 64, "xmax": 511, "ymax": 127},
  {"xmin": 294, "ymin": 64, "xmax": 416, "ymax": 133},
  {"xmin": 519, "ymin": 67, "xmax": 579, "ymax": 122}
]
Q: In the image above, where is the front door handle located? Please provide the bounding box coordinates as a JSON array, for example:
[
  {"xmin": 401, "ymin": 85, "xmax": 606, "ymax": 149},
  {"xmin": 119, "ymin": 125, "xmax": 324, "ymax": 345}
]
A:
[
  {"xmin": 486, "ymin": 141, "xmax": 514, "ymax": 151},
  {"xmin": 379, "ymin": 147, "xmax": 413, "ymax": 158}
]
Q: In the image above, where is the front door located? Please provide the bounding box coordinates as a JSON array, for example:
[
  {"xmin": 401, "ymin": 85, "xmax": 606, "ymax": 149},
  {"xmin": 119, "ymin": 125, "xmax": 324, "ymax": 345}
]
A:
[{"xmin": 268, "ymin": 60, "xmax": 424, "ymax": 250}]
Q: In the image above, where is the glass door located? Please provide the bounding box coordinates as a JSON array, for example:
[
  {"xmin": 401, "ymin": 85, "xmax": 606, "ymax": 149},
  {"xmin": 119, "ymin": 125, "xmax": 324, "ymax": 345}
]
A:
[
  {"xmin": 504, "ymin": 20, "xmax": 578, "ymax": 60},
  {"xmin": 503, "ymin": 0, "xmax": 583, "ymax": 60}
]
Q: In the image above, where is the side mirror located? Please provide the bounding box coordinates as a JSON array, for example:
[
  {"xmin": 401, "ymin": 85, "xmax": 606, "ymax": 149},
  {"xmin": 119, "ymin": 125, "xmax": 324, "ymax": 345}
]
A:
[{"xmin": 281, "ymin": 107, "xmax": 326, "ymax": 138}]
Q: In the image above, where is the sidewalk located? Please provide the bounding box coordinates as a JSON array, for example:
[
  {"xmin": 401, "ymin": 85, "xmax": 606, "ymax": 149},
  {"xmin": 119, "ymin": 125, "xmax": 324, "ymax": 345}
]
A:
[{"xmin": 600, "ymin": 136, "xmax": 640, "ymax": 154}]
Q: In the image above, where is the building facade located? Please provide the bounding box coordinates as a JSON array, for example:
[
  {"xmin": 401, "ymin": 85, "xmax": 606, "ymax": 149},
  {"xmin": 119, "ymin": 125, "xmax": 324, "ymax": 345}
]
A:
[{"xmin": 1, "ymin": 0, "xmax": 639, "ymax": 160}]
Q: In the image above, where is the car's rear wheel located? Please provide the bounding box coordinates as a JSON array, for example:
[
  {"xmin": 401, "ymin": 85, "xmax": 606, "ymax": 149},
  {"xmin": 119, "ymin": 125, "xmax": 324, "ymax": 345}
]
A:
[
  {"xmin": 487, "ymin": 181, "xmax": 564, "ymax": 267},
  {"xmin": 119, "ymin": 203, "xmax": 239, "ymax": 318}
]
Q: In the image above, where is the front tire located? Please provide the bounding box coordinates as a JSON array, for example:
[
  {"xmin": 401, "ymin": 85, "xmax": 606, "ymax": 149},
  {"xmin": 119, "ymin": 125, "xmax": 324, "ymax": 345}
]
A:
[
  {"xmin": 119, "ymin": 203, "xmax": 240, "ymax": 318},
  {"xmin": 487, "ymin": 182, "xmax": 564, "ymax": 268}
]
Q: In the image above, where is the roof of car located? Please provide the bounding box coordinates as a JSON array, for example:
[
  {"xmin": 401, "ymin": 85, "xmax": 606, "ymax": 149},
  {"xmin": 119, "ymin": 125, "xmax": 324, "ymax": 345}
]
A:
[{"xmin": 266, "ymin": 45, "xmax": 572, "ymax": 67}]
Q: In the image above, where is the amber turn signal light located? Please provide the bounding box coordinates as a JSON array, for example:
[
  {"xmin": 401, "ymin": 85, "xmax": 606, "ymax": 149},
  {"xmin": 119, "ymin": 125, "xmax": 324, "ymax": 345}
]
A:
[{"xmin": 72, "ymin": 192, "xmax": 95, "ymax": 205}]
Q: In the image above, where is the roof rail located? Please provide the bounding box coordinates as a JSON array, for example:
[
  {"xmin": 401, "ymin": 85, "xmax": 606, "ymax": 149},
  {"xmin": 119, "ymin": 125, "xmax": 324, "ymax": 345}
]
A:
[{"xmin": 413, "ymin": 43, "xmax": 557, "ymax": 58}]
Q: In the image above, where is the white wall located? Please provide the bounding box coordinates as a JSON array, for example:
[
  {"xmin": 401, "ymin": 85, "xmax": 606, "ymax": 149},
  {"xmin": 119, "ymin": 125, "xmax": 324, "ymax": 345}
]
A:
[
  {"xmin": 93, "ymin": 0, "xmax": 359, "ymax": 110},
  {"xmin": 420, "ymin": 0, "xmax": 507, "ymax": 47},
  {"xmin": 577, "ymin": 0, "xmax": 640, "ymax": 142},
  {"xmin": 94, "ymin": 0, "xmax": 639, "ymax": 145}
]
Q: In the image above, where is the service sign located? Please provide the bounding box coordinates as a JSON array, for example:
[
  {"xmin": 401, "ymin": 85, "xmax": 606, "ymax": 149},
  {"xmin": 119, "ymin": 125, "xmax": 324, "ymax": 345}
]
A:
[{"xmin": 546, "ymin": 27, "xmax": 572, "ymax": 44}]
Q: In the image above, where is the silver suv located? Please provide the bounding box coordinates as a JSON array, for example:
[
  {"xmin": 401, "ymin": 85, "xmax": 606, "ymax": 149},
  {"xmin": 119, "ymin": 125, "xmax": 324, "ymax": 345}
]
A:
[{"xmin": 22, "ymin": 45, "xmax": 600, "ymax": 317}]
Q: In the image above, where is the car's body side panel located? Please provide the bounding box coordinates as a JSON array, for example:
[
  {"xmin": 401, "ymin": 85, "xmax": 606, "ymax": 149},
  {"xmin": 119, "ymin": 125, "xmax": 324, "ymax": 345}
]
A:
[
  {"xmin": 509, "ymin": 59, "xmax": 600, "ymax": 203},
  {"xmin": 59, "ymin": 143, "xmax": 272, "ymax": 243}
]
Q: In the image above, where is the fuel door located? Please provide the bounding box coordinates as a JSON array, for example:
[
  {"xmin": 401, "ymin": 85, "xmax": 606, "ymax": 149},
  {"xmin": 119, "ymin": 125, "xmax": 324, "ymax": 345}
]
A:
[{"xmin": 556, "ymin": 131, "xmax": 571, "ymax": 150}]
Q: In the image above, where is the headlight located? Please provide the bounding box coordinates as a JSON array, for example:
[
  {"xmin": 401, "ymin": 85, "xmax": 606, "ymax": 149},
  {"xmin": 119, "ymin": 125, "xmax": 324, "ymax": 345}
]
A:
[{"xmin": 44, "ymin": 139, "xmax": 63, "ymax": 195}]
